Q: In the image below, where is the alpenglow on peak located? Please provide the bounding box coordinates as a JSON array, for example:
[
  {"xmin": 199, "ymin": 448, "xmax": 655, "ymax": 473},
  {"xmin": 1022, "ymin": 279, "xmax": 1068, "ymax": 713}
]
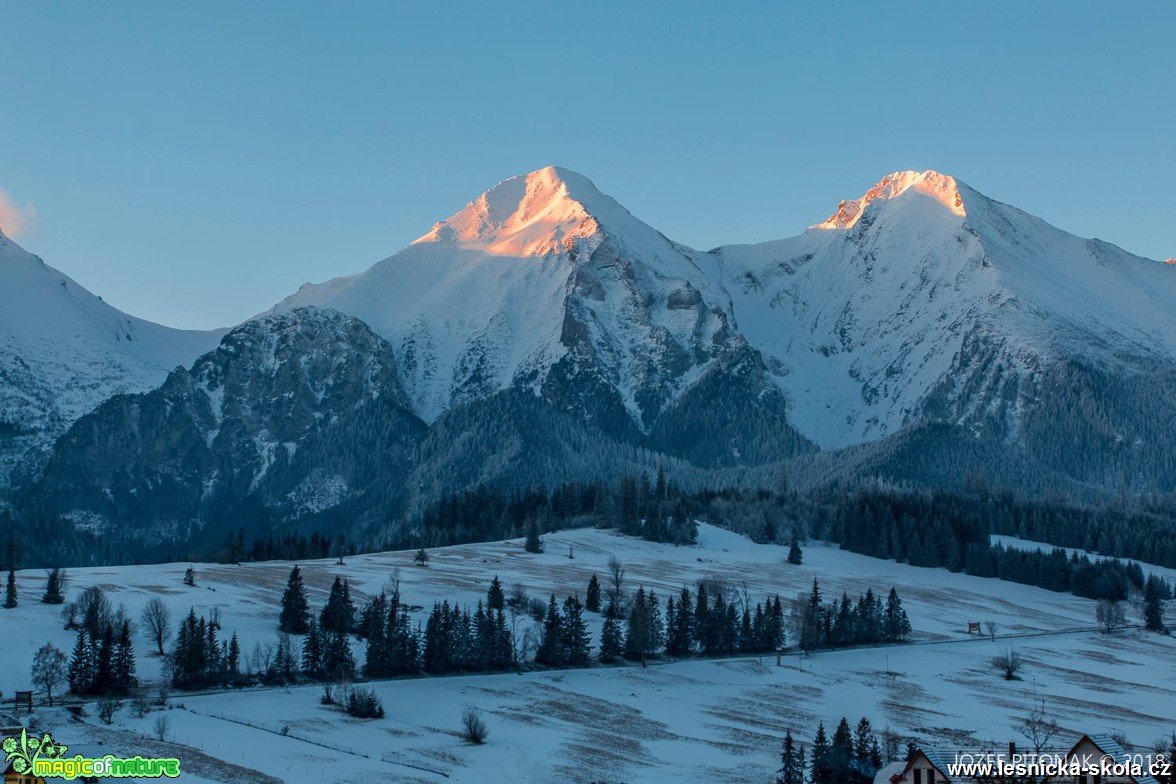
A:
[
  {"xmin": 812, "ymin": 170, "xmax": 967, "ymax": 230},
  {"xmin": 411, "ymin": 166, "xmax": 663, "ymax": 257}
]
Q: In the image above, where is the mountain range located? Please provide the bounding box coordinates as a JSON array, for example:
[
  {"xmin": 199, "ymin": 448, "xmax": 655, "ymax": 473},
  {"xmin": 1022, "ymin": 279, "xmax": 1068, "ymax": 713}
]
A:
[{"xmin": 4, "ymin": 167, "xmax": 1174, "ymax": 562}]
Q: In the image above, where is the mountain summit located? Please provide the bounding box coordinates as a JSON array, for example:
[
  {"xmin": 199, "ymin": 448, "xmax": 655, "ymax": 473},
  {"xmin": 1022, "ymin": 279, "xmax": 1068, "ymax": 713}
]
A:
[
  {"xmin": 715, "ymin": 167, "xmax": 1176, "ymax": 491},
  {"xmin": 414, "ymin": 166, "xmax": 610, "ymax": 256},
  {"xmin": 273, "ymin": 167, "xmax": 804, "ymax": 466},
  {"xmin": 10, "ymin": 167, "xmax": 1176, "ymax": 559},
  {"xmin": 811, "ymin": 170, "xmax": 966, "ymax": 230}
]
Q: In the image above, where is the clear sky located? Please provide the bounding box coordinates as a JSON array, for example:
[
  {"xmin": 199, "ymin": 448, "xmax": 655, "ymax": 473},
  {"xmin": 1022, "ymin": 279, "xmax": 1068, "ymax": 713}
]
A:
[{"xmin": 1, "ymin": 2, "xmax": 1173, "ymax": 330}]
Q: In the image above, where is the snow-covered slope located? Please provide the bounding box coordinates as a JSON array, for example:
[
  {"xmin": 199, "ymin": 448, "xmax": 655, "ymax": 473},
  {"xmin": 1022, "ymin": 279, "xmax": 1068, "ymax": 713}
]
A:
[
  {"xmin": 1, "ymin": 525, "xmax": 1171, "ymax": 783},
  {"xmin": 272, "ymin": 167, "xmax": 757, "ymax": 437},
  {"xmin": 713, "ymin": 170, "xmax": 1176, "ymax": 450},
  {"xmin": 0, "ymin": 229, "xmax": 224, "ymax": 489}
]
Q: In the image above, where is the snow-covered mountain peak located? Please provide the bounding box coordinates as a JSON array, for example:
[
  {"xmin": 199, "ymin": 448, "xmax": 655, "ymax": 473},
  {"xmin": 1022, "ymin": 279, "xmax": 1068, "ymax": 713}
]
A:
[
  {"xmin": 413, "ymin": 166, "xmax": 613, "ymax": 256},
  {"xmin": 273, "ymin": 167, "xmax": 750, "ymax": 432},
  {"xmin": 812, "ymin": 170, "xmax": 966, "ymax": 230}
]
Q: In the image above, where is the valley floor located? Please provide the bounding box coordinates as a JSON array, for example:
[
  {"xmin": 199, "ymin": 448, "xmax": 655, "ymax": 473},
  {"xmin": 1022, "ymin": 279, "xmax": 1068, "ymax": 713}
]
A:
[{"xmin": 1, "ymin": 525, "xmax": 1173, "ymax": 783}]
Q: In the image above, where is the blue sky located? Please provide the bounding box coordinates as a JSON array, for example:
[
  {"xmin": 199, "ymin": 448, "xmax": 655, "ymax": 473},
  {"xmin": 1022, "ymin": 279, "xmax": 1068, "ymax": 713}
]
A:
[{"xmin": 2, "ymin": 2, "xmax": 1173, "ymax": 329}]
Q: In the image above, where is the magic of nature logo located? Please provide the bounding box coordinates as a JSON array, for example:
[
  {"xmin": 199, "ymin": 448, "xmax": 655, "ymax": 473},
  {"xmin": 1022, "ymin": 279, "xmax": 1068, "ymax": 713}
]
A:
[{"xmin": 3, "ymin": 728, "xmax": 181, "ymax": 780}]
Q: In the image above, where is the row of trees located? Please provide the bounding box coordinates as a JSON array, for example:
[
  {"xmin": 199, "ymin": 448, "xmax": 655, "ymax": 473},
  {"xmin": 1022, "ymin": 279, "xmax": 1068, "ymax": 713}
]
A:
[
  {"xmin": 778, "ymin": 717, "xmax": 887, "ymax": 784},
  {"xmin": 171, "ymin": 609, "xmax": 243, "ymax": 689},
  {"xmin": 662, "ymin": 584, "xmax": 786, "ymax": 657},
  {"xmin": 261, "ymin": 563, "xmax": 915, "ymax": 696},
  {"xmin": 794, "ymin": 579, "xmax": 911, "ymax": 653},
  {"xmin": 690, "ymin": 483, "xmax": 1172, "ymax": 618},
  {"xmin": 65, "ymin": 587, "xmax": 138, "ymax": 696}
]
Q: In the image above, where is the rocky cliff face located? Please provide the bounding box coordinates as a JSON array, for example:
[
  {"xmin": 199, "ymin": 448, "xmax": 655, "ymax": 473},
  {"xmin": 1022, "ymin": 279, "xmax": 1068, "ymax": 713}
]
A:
[
  {"xmin": 0, "ymin": 228, "xmax": 222, "ymax": 493},
  {"xmin": 23, "ymin": 308, "xmax": 425, "ymax": 559}
]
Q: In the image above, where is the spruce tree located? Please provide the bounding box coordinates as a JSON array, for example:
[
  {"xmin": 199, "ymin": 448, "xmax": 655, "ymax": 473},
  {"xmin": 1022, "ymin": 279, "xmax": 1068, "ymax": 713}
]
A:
[
  {"xmin": 422, "ymin": 602, "xmax": 446, "ymax": 674},
  {"xmin": 364, "ymin": 594, "xmax": 392, "ymax": 678},
  {"xmin": 387, "ymin": 599, "xmax": 419, "ymax": 675},
  {"xmin": 884, "ymin": 587, "xmax": 911, "ymax": 642},
  {"xmin": 788, "ymin": 539, "xmax": 803, "ymax": 565},
  {"xmin": 810, "ymin": 722, "xmax": 831, "ymax": 784},
  {"xmin": 68, "ymin": 629, "xmax": 95, "ymax": 694},
  {"xmin": 279, "ymin": 565, "xmax": 310, "ymax": 634},
  {"xmin": 1143, "ymin": 575, "xmax": 1167, "ymax": 632},
  {"xmin": 647, "ymin": 591, "xmax": 665, "ymax": 652},
  {"xmin": 227, "ymin": 632, "xmax": 241, "ymax": 684},
  {"xmin": 561, "ymin": 595, "xmax": 591, "ymax": 666},
  {"xmin": 693, "ymin": 582, "xmax": 710, "ymax": 651},
  {"xmin": 492, "ymin": 609, "xmax": 512, "ymax": 671},
  {"xmin": 323, "ymin": 624, "xmax": 355, "ymax": 681},
  {"xmin": 778, "ymin": 730, "xmax": 804, "ymax": 784},
  {"xmin": 537, "ymin": 595, "xmax": 563, "ymax": 666},
  {"xmin": 487, "ymin": 576, "xmax": 505, "ymax": 612},
  {"xmin": 93, "ymin": 627, "xmax": 115, "ymax": 694},
  {"xmin": 667, "ymin": 587, "xmax": 694, "ymax": 655},
  {"xmin": 852, "ymin": 717, "xmax": 877, "ymax": 784},
  {"xmin": 524, "ymin": 518, "xmax": 544, "ymax": 554},
  {"xmin": 301, "ymin": 619, "xmax": 324, "ymax": 679},
  {"xmin": 111, "ymin": 618, "xmax": 138, "ymax": 693},
  {"xmin": 320, "ymin": 576, "xmax": 355, "ymax": 635},
  {"xmin": 472, "ymin": 602, "xmax": 491, "ymax": 671},
  {"xmin": 624, "ymin": 587, "xmax": 651, "ymax": 664},
  {"xmin": 829, "ymin": 718, "xmax": 854, "ymax": 784},
  {"xmin": 43, "ymin": 567, "xmax": 67, "ymax": 604},
  {"xmin": 4, "ymin": 568, "xmax": 16, "ymax": 608},
  {"xmin": 585, "ymin": 574, "xmax": 602, "ymax": 613},
  {"xmin": 599, "ymin": 617, "xmax": 623, "ymax": 663}
]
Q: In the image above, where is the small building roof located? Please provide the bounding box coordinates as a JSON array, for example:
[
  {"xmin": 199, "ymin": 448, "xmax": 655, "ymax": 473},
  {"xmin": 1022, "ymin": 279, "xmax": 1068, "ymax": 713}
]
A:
[
  {"xmin": 873, "ymin": 760, "xmax": 907, "ymax": 784},
  {"xmin": 1042, "ymin": 734, "xmax": 1159, "ymax": 784}
]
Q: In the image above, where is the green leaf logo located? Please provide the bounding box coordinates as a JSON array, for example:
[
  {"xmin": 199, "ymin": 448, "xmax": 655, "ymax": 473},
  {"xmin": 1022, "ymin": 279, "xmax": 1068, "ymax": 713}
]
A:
[{"xmin": 3, "ymin": 728, "xmax": 65, "ymax": 774}]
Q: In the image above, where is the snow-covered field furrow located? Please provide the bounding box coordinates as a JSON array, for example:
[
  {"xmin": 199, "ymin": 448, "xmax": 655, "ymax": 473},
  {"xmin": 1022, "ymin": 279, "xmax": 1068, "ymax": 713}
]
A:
[{"xmin": 1, "ymin": 524, "xmax": 1172, "ymax": 783}]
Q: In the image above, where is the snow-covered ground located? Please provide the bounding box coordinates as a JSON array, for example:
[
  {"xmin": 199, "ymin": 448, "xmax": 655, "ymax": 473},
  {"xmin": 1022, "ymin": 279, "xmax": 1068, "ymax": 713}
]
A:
[{"xmin": 2, "ymin": 524, "xmax": 1173, "ymax": 783}]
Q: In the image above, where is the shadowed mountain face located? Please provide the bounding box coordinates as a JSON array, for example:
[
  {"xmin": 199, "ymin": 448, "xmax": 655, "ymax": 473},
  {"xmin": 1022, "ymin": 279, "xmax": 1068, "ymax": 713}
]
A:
[
  {"xmin": 0, "ymin": 228, "xmax": 223, "ymax": 492},
  {"xmin": 22, "ymin": 308, "xmax": 426, "ymax": 560}
]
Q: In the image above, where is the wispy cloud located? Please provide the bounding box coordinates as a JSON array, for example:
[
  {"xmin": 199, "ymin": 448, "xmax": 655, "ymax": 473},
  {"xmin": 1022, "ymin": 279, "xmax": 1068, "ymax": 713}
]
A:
[{"xmin": 0, "ymin": 189, "xmax": 38, "ymax": 237}]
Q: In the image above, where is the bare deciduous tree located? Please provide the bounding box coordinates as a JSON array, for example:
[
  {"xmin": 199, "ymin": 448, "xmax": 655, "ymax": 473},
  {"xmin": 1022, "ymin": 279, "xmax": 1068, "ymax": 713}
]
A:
[
  {"xmin": 1017, "ymin": 697, "xmax": 1060, "ymax": 753},
  {"xmin": 142, "ymin": 597, "xmax": 172, "ymax": 655},
  {"xmin": 983, "ymin": 620, "xmax": 998, "ymax": 641},
  {"xmin": 1096, "ymin": 599, "xmax": 1127, "ymax": 633},
  {"xmin": 509, "ymin": 583, "xmax": 528, "ymax": 611},
  {"xmin": 153, "ymin": 714, "xmax": 170, "ymax": 741},
  {"xmin": 31, "ymin": 643, "xmax": 67, "ymax": 706},
  {"xmin": 97, "ymin": 698, "xmax": 123, "ymax": 725},
  {"xmin": 461, "ymin": 705, "xmax": 488, "ymax": 744},
  {"xmin": 606, "ymin": 555, "xmax": 626, "ymax": 617},
  {"xmin": 382, "ymin": 568, "xmax": 401, "ymax": 601},
  {"xmin": 992, "ymin": 646, "xmax": 1024, "ymax": 680}
]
